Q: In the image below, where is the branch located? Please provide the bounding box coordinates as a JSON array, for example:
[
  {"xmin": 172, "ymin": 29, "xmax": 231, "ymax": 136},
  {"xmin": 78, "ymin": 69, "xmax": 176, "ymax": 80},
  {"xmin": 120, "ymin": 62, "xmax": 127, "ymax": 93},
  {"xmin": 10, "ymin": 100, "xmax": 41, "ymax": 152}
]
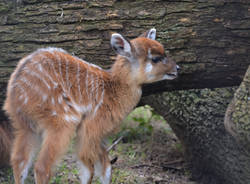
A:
[{"xmin": 107, "ymin": 135, "xmax": 124, "ymax": 152}]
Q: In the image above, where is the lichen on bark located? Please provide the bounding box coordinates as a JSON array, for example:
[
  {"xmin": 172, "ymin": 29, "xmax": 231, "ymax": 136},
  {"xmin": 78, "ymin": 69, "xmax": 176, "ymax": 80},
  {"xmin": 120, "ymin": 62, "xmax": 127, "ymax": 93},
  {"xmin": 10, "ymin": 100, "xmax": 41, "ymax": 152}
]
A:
[
  {"xmin": 142, "ymin": 87, "xmax": 250, "ymax": 184},
  {"xmin": 225, "ymin": 66, "xmax": 250, "ymax": 152}
]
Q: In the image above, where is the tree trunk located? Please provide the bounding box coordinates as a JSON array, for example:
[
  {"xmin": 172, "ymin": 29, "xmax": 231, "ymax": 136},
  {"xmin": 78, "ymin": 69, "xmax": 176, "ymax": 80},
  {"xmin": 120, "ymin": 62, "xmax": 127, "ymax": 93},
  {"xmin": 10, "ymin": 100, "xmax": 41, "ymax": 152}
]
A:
[
  {"xmin": 141, "ymin": 85, "xmax": 250, "ymax": 184},
  {"xmin": 0, "ymin": 0, "xmax": 250, "ymax": 182},
  {"xmin": 224, "ymin": 66, "xmax": 250, "ymax": 151}
]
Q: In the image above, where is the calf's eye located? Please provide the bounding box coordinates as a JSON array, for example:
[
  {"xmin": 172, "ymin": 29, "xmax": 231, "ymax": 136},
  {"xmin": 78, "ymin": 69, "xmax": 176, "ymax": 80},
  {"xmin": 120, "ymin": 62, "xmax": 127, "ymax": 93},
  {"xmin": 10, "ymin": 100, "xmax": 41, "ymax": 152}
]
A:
[{"xmin": 152, "ymin": 57, "xmax": 162, "ymax": 63}]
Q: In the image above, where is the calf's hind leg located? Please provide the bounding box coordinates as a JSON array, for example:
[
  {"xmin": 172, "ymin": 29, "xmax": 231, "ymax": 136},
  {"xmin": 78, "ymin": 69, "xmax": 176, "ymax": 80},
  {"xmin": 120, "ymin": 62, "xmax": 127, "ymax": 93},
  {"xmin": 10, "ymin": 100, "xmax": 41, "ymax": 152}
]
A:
[
  {"xmin": 34, "ymin": 125, "xmax": 75, "ymax": 184},
  {"xmin": 11, "ymin": 127, "xmax": 39, "ymax": 184}
]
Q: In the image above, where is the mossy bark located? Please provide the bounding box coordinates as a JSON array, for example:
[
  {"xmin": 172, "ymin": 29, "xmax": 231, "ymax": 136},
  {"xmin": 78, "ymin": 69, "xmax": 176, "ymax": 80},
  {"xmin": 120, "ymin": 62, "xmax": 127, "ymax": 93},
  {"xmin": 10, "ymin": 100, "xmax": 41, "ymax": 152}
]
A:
[
  {"xmin": 224, "ymin": 66, "xmax": 250, "ymax": 152},
  {"xmin": 142, "ymin": 87, "xmax": 250, "ymax": 184}
]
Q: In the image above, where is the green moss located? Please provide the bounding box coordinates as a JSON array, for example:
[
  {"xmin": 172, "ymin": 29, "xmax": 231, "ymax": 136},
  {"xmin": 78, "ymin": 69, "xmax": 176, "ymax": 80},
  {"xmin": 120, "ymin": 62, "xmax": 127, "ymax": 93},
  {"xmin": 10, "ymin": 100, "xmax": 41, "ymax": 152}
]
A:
[
  {"xmin": 0, "ymin": 2, "xmax": 12, "ymax": 14},
  {"xmin": 229, "ymin": 67, "xmax": 250, "ymax": 148}
]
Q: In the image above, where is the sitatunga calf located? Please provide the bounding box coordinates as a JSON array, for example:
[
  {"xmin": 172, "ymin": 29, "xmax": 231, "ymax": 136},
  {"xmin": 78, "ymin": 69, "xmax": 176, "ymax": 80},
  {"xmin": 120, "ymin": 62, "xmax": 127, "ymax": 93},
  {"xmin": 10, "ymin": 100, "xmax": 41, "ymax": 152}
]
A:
[{"xmin": 4, "ymin": 28, "xmax": 178, "ymax": 184}]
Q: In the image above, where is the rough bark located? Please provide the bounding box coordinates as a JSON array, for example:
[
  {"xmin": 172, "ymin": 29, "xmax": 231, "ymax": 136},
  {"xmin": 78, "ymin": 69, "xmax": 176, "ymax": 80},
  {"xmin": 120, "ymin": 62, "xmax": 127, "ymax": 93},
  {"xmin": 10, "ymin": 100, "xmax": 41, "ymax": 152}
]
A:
[
  {"xmin": 142, "ymin": 86, "xmax": 250, "ymax": 184},
  {"xmin": 224, "ymin": 66, "xmax": 250, "ymax": 152}
]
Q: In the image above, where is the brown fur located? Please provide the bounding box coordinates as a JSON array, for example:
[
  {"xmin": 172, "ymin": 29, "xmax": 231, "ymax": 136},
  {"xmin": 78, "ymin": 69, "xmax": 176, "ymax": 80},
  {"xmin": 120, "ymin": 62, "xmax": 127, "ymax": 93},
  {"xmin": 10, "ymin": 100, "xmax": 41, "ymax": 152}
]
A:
[
  {"xmin": 4, "ymin": 30, "xmax": 177, "ymax": 184},
  {"xmin": 0, "ymin": 121, "xmax": 12, "ymax": 167}
]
